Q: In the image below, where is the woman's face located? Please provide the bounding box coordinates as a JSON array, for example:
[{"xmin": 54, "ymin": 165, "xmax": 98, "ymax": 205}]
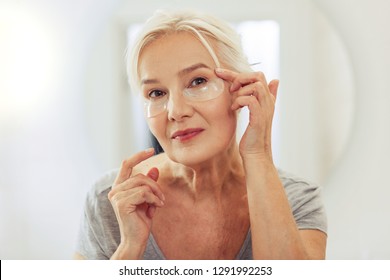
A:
[{"xmin": 138, "ymin": 32, "xmax": 237, "ymax": 166}]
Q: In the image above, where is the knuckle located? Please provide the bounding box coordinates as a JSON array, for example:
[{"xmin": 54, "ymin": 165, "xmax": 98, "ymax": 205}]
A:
[
  {"xmin": 139, "ymin": 185, "xmax": 152, "ymax": 193},
  {"xmin": 107, "ymin": 188, "xmax": 117, "ymax": 200},
  {"xmin": 141, "ymin": 190, "xmax": 149, "ymax": 199},
  {"xmin": 132, "ymin": 173, "xmax": 144, "ymax": 180},
  {"xmin": 254, "ymin": 82, "xmax": 266, "ymax": 92},
  {"xmin": 248, "ymin": 96, "xmax": 258, "ymax": 106},
  {"xmin": 116, "ymin": 200, "xmax": 127, "ymax": 209},
  {"xmin": 135, "ymin": 189, "xmax": 149, "ymax": 201},
  {"xmin": 255, "ymin": 71, "xmax": 265, "ymax": 80},
  {"xmin": 246, "ymin": 96, "xmax": 254, "ymax": 104},
  {"xmin": 109, "ymin": 193, "xmax": 119, "ymax": 205},
  {"xmin": 129, "ymin": 174, "xmax": 146, "ymax": 185}
]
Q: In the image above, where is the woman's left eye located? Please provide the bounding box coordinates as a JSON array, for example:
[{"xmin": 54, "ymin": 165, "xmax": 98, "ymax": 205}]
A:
[{"xmin": 189, "ymin": 77, "xmax": 207, "ymax": 88}]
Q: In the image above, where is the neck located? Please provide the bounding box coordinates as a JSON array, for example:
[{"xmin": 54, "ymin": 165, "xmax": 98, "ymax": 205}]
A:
[{"xmin": 168, "ymin": 142, "xmax": 245, "ymax": 201}]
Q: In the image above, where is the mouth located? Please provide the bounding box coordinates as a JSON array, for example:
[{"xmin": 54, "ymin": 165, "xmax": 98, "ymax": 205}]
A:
[{"xmin": 171, "ymin": 128, "xmax": 204, "ymax": 141}]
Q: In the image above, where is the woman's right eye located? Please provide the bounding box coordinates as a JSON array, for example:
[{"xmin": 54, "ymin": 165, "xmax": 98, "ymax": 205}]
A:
[{"xmin": 148, "ymin": 90, "xmax": 166, "ymax": 99}]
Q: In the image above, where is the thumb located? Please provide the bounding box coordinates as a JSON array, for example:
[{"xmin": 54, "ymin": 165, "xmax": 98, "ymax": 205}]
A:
[{"xmin": 147, "ymin": 167, "xmax": 159, "ymax": 182}]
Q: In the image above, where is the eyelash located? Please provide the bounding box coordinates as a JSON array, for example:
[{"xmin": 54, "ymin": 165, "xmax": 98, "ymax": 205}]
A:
[
  {"xmin": 148, "ymin": 89, "xmax": 166, "ymax": 99},
  {"xmin": 146, "ymin": 77, "xmax": 208, "ymax": 99},
  {"xmin": 189, "ymin": 77, "xmax": 208, "ymax": 88}
]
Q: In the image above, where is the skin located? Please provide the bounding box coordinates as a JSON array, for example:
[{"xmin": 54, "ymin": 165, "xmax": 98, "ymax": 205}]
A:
[{"xmin": 74, "ymin": 31, "xmax": 327, "ymax": 260}]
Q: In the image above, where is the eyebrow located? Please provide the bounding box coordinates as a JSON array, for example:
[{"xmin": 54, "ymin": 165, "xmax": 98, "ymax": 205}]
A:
[
  {"xmin": 178, "ymin": 63, "xmax": 211, "ymax": 76},
  {"xmin": 140, "ymin": 63, "xmax": 211, "ymax": 85}
]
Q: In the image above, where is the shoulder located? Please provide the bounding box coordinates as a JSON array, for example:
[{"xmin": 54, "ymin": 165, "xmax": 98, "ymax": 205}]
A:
[
  {"xmin": 87, "ymin": 169, "xmax": 118, "ymax": 200},
  {"xmin": 92, "ymin": 169, "xmax": 118, "ymax": 193},
  {"xmin": 78, "ymin": 169, "xmax": 120, "ymax": 259},
  {"xmin": 277, "ymin": 168, "xmax": 327, "ymax": 233},
  {"xmin": 83, "ymin": 169, "xmax": 119, "ymax": 217},
  {"xmin": 277, "ymin": 168, "xmax": 322, "ymax": 199}
]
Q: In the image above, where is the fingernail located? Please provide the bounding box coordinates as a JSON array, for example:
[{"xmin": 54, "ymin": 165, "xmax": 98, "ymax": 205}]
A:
[
  {"xmin": 145, "ymin": 148, "xmax": 155, "ymax": 154},
  {"xmin": 148, "ymin": 168, "xmax": 159, "ymax": 181},
  {"xmin": 215, "ymin": 68, "xmax": 223, "ymax": 73}
]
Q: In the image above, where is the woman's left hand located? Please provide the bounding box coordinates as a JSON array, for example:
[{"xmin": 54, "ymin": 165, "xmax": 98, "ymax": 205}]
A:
[{"xmin": 216, "ymin": 68, "xmax": 279, "ymax": 162}]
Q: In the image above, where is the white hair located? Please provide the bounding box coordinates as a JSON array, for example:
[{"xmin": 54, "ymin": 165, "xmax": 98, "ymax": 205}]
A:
[{"xmin": 126, "ymin": 10, "xmax": 252, "ymax": 92}]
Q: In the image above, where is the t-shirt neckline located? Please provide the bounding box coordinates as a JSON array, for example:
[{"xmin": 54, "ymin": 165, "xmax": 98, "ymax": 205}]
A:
[{"xmin": 148, "ymin": 228, "xmax": 251, "ymax": 260}]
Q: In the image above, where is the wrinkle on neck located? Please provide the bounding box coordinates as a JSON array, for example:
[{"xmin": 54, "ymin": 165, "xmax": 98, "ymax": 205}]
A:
[{"xmin": 167, "ymin": 141, "xmax": 245, "ymax": 201}]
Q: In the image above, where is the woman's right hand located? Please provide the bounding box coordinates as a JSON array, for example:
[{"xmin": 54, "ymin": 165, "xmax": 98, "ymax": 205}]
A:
[{"xmin": 108, "ymin": 148, "xmax": 165, "ymax": 259}]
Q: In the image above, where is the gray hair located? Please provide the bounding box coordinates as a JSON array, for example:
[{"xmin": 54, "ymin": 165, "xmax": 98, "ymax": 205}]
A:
[{"xmin": 126, "ymin": 10, "xmax": 252, "ymax": 92}]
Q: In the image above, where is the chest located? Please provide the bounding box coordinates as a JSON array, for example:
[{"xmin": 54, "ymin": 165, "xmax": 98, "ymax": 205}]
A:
[{"xmin": 151, "ymin": 201, "xmax": 250, "ymax": 259}]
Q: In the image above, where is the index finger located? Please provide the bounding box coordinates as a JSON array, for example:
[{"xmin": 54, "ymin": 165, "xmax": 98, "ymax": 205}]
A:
[
  {"xmin": 215, "ymin": 68, "xmax": 238, "ymax": 83},
  {"xmin": 114, "ymin": 148, "xmax": 155, "ymax": 185}
]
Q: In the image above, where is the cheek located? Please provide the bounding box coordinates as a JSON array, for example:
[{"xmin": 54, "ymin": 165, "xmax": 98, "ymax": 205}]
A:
[
  {"xmin": 215, "ymin": 92, "xmax": 237, "ymax": 124},
  {"xmin": 207, "ymin": 98, "xmax": 238, "ymax": 137},
  {"xmin": 222, "ymin": 97, "xmax": 239, "ymax": 138},
  {"xmin": 223, "ymin": 110, "xmax": 238, "ymax": 136},
  {"xmin": 147, "ymin": 118, "xmax": 166, "ymax": 142}
]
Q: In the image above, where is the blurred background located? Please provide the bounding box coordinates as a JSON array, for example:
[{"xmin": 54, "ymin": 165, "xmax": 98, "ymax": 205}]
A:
[{"xmin": 0, "ymin": 0, "xmax": 389, "ymax": 259}]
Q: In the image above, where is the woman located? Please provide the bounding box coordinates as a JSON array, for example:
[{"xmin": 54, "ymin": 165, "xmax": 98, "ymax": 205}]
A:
[{"xmin": 75, "ymin": 10, "xmax": 327, "ymax": 260}]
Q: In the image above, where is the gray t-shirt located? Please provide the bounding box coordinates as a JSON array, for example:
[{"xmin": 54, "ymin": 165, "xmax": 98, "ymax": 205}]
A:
[{"xmin": 76, "ymin": 168, "xmax": 327, "ymax": 259}]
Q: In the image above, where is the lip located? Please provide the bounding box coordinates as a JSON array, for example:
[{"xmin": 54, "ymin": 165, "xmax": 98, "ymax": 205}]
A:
[{"xmin": 171, "ymin": 128, "xmax": 204, "ymax": 141}]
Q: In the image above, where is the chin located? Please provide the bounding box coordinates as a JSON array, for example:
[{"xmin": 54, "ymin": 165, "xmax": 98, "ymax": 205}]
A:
[
  {"xmin": 165, "ymin": 139, "xmax": 235, "ymax": 168},
  {"xmin": 166, "ymin": 147, "xmax": 211, "ymax": 166}
]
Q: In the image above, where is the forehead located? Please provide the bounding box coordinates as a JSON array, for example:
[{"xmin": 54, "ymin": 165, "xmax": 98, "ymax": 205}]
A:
[{"xmin": 138, "ymin": 32, "xmax": 217, "ymax": 81}]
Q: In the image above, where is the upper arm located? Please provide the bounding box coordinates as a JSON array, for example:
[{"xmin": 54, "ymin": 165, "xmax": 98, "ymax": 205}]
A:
[
  {"xmin": 299, "ymin": 229, "xmax": 327, "ymax": 259},
  {"xmin": 76, "ymin": 173, "xmax": 119, "ymax": 260}
]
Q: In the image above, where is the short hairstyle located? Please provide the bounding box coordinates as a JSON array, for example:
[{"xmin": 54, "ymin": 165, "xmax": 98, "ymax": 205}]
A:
[{"xmin": 126, "ymin": 10, "xmax": 252, "ymax": 92}]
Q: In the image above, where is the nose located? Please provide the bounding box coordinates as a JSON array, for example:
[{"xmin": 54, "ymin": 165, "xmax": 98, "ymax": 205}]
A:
[{"xmin": 167, "ymin": 90, "xmax": 194, "ymax": 121}]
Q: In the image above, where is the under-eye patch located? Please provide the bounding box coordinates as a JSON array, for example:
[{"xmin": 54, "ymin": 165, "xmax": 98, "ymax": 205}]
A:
[
  {"xmin": 143, "ymin": 78, "xmax": 224, "ymax": 118},
  {"xmin": 183, "ymin": 78, "xmax": 224, "ymax": 101}
]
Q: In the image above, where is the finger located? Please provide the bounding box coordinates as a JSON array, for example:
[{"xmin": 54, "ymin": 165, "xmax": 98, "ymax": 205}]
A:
[
  {"xmin": 235, "ymin": 81, "xmax": 267, "ymax": 101},
  {"xmin": 232, "ymin": 95, "xmax": 258, "ymax": 110},
  {"xmin": 230, "ymin": 72, "xmax": 268, "ymax": 92},
  {"xmin": 216, "ymin": 69, "xmax": 255, "ymax": 93},
  {"xmin": 232, "ymin": 96, "xmax": 261, "ymax": 125},
  {"xmin": 114, "ymin": 148, "xmax": 155, "ymax": 185},
  {"xmin": 146, "ymin": 167, "xmax": 159, "ymax": 182},
  {"xmin": 146, "ymin": 167, "xmax": 165, "ymax": 201},
  {"xmin": 215, "ymin": 68, "xmax": 239, "ymax": 83},
  {"xmin": 216, "ymin": 69, "xmax": 270, "ymax": 95},
  {"xmin": 131, "ymin": 187, "xmax": 165, "ymax": 208},
  {"xmin": 268, "ymin": 79, "xmax": 279, "ymax": 100},
  {"xmin": 112, "ymin": 186, "xmax": 164, "ymax": 209},
  {"xmin": 111, "ymin": 174, "xmax": 165, "ymax": 202},
  {"xmin": 234, "ymin": 80, "xmax": 277, "ymax": 111},
  {"xmin": 147, "ymin": 205, "xmax": 156, "ymax": 219}
]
